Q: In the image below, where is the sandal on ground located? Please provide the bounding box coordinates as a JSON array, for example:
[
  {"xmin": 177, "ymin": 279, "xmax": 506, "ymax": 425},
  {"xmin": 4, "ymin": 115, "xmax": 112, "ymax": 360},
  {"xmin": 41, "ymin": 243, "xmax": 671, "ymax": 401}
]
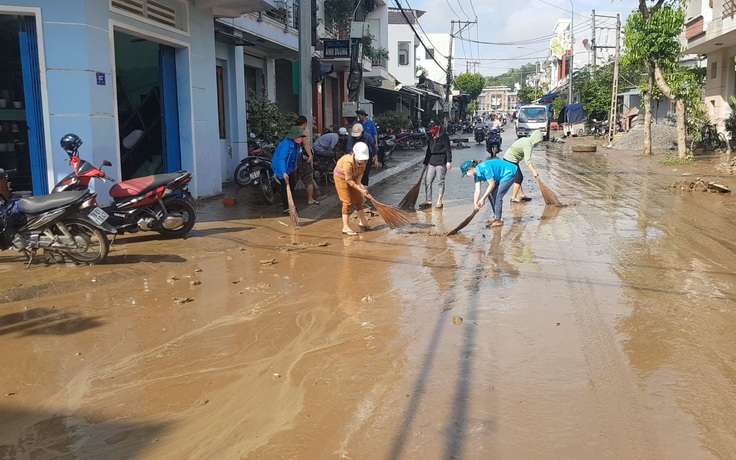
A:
[
  {"xmin": 520, "ymin": 196, "xmax": 532, "ymax": 202},
  {"xmin": 510, "ymin": 199, "xmax": 521, "ymax": 203},
  {"xmin": 359, "ymin": 224, "xmax": 372, "ymax": 231},
  {"xmin": 342, "ymin": 229, "xmax": 358, "ymax": 236},
  {"xmin": 490, "ymin": 219, "xmax": 504, "ymax": 228},
  {"xmin": 418, "ymin": 201, "xmax": 432, "ymax": 208},
  {"xmin": 308, "ymin": 200, "xmax": 320, "ymax": 205},
  {"xmin": 435, "ymin": 203, "xmax": 444, "ymax": 209}
]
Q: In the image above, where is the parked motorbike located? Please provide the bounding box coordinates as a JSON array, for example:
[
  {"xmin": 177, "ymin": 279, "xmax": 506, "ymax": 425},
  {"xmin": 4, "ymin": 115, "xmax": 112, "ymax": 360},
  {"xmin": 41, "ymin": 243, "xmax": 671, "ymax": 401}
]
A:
[
  {"xmin": 393, "ymin": 131, "xmax": 413, "ymax": 150},
  {"xmin": 377, "ymin": 133, "xmax": 396, "ymax": 166},
  {"xmin": 591, "ymin": 119, "xmax": 609, "ymax": 139},
  {"xmin": 0, "ymin": 176, "xmax": 115, "ymax": 266},
  {"xmin": 233, "ymin": 134, "xmax": 279, "ymax": 204},
  {"xmin": 52, "ymin": 133, "xmax": 196, "ymax": 239},
  {"xmin": 486, "ymin": 128, "xmax": 503, "ymax": 156},
  {"xmin": 410, "ymin": 132, "xmax": 428, "ymax": 150},
  {"xmin": 474, "ymin": 126, "xmax": 486, "ymax": 144},
  {"xmin": 462, "ymin": 121, "xmax": 474, "ymax": 134}
]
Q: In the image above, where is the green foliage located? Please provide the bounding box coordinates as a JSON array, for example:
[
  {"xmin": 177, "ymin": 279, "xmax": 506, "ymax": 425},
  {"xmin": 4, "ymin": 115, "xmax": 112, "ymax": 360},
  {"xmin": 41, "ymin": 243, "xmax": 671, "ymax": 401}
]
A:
[
  {"xmin": 485, "ymin": 63, "xmax": 536, "ymax": 88},
  {"xmin": 551, "ymin": 97, "xmax": 567, "ymax": 118},
  {"xmin": 376, "ymin": 110, "xmax": 412, "ymax": 132},
  {"xmin": 361, "ymin": 34, "xmax": 389, "ymax": 61},
  {"xmin": 660, "ymin": 153, "xmax": 694, "ymax": 165},
  {"xmin": 468, "ymin": 100, "xmax": 479, "ymax": 115},
  {"xmin": 454, "ymin": 73, "xmax": 486, "ymax": 101},
  {"xmin": 517, "ymin": 86, "xmax": 543, "ymax": 104},
  {"xmin": 416, "ymin": 65, "xmax": 429, "ymax": 78},
  {"xmin": 725, "ymin": 96, "xmax": 736, "ymax": 141},
  {"xmin": 246, "ymin": 89, "xmax": 295, "ymax": 141},
  {"xmin": 324, "ymin": 0, "xmax": 354, "ymax": 36},
  {"xmin": 622, "ymin": 7, "xmax": 685, "ymax": 68}
]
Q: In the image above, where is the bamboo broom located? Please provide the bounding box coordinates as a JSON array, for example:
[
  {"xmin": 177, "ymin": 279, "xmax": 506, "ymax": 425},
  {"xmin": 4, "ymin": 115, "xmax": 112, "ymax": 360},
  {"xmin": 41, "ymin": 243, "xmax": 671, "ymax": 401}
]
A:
[
  {"xmin": 535, "ymin": 177, "xmax": 563, "ymax": 207},
  {"xmin": 285, "ymin": 180, "xmax": 300, "ymax": 226},
  {"xmin": 446, "ymin": 209, "xmax": 478, "ymax": 235},
  {"xmin": 366, "ymin": 194, "xmax": 413, "ymax": 229},
  {"xmin": 398, "ymin": 165, "xmax": 427, "ymax": 210}
]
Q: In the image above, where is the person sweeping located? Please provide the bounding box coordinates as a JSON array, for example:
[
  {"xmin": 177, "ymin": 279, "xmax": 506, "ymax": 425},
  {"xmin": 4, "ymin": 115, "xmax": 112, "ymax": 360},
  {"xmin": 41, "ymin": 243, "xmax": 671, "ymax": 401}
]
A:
[
  {"xmin": 418, "ymin": 123, "xmax": 452, "ymax": 209},
  {"xmin": 272, "ymin": 126, "xmax": 306, "ymax": 214},
  {"xmin": 503, "ymin": 129, "xmax": 543, "ymax": 203},
  {"xmin": 334, "ymin": 142, "xmax": 372, "ymax": 236},
  {"xmin": 460, "ymin": 159, "xmax": 518, "ymax": 228}
]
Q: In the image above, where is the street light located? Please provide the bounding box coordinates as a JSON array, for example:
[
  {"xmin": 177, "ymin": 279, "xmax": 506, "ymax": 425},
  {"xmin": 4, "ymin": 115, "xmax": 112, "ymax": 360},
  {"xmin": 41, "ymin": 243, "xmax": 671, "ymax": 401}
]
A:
[{"xmin": 517, "ymin": 46, "xmax": 540, "ymax": 90}]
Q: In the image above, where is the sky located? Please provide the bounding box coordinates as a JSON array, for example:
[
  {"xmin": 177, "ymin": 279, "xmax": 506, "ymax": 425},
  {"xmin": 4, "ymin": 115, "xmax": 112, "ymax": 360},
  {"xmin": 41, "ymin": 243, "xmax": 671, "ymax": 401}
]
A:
[{"xmin": 401, "ymin": 0, "xmax": 636, "ymax": 76}]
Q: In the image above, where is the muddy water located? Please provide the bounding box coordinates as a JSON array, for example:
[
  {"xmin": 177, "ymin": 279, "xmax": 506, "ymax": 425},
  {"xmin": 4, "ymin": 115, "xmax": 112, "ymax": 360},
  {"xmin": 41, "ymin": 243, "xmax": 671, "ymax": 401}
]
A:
[{"xmin": 1, "ymin": 143, "xmax": 736, "ymax": 459}]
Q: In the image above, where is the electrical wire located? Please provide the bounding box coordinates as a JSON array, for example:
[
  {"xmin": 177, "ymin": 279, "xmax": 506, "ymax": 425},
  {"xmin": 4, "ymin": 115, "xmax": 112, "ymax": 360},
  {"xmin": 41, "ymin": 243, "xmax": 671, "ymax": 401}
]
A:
[
  {"xmin": 394, "ymin": 0, "xmax": 448, "ymax": 74},
  {"xmin": 444, "ymin": 0, "xmax": 460, "ymax": 18},
  {"xmin": 402, "ymin": 0, "xmax": 448, "ymax": 59}
]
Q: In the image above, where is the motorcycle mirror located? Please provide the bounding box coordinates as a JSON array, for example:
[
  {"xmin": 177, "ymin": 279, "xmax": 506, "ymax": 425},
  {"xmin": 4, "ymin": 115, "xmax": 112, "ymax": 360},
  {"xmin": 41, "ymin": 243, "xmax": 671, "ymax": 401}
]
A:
[{"xmin": 102, "ymin": 160, "xmax": 112, "ymax": 167}]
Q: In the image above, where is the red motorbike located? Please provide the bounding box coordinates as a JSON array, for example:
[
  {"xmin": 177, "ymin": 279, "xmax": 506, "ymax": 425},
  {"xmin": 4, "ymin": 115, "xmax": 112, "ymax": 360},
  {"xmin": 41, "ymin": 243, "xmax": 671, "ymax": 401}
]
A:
[{"xmin": 52, "ymin": 134, "xmax": 196, "ymax": 238}]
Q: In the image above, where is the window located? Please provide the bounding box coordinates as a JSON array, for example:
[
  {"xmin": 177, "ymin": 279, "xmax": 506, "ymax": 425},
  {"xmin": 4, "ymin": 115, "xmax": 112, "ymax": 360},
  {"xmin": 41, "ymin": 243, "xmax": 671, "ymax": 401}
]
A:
[
  {"xmin": 111, "ymin": 0, "xmax": 188, "ymax": 32},
  {"xmin": 711, "ymin": 61, "xmax": 717, "ymax": 79},
  {"xmin": 425, "ymin": 48, "xmax": 434, "ymax": 60},
  {"xmin": 216, "ymin": 66, "xmax": 226, "ymax": 139},
  {"xmin": 398, "ymin": 41, "xmax": 410, "ymax": 66}
]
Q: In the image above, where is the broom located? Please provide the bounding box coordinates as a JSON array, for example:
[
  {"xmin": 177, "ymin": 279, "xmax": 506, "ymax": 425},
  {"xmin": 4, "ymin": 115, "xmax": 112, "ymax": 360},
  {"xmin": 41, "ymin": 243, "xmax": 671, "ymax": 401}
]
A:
[
  {"xmin": 285, "ymin": 180, "xmax": 300, "ymax": 226},
  {"xmin": 366, "ymin": 194, "xmax": 413, "ymax": 229},
  {"xmin": 536, "ymin": 177, "xmax": 563, "ymax": 207},
  {"xmin": 398, "ymin": 165, "xmax": 427, "ymax": 209},
  {"xmin": 446, "ymin": 209, "xmax": 479, "ymax": 235}
]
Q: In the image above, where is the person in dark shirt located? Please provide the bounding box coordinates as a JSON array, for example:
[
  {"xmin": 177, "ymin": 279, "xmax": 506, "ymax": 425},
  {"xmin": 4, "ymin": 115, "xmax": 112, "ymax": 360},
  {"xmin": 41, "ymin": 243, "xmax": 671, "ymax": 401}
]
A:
[{"xmin": 419, "ymin": 124, "xmax": 452, "ymax": 209}]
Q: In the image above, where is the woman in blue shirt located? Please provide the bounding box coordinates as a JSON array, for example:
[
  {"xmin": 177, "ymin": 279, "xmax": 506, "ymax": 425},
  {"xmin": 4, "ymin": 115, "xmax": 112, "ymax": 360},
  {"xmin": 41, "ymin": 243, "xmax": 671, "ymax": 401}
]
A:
[
  {"xmin": 272, "ymin": 126, "xmax": 306, "ymax": 213},
  {"xmin": 460, "ymin": 159, "xmax": 518, "ymax": 227}
]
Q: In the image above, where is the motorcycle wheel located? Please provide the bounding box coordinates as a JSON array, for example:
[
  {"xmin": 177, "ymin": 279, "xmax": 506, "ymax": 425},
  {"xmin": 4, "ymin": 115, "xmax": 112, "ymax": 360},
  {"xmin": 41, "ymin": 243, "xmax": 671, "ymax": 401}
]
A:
[
  {"xmin": 158, "ymin": 198, "xmax": 196, "ymax": 239},
  {"xmin": 260, "ymin": 170, "xmax": 275, "ymax": 204},
  {"xmin": 62, "ymin": 219, "xmax": 109, "ymax": 264},
  {"xmin": 492, "ymin": 144, "xmax": 500, "ymax": 156},
  {"xmin": 234, "ymin": 162, "xmax": 251, "ymax": 187}
]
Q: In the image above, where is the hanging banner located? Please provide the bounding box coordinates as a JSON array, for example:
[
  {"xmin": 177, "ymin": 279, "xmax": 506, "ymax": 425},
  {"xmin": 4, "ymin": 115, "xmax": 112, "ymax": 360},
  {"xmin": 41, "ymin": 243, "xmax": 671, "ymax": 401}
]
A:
[{"xmin": 550, "ymin": 31, "xmax": 570, "ymax": 59}]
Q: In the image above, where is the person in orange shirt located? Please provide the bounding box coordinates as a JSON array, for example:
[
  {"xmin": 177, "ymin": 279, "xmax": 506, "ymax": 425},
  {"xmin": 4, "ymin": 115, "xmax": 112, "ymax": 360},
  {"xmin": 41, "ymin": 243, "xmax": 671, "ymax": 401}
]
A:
[{"xmin": 333, "ymin": 142, "xmax": 371, "ymax": 236}]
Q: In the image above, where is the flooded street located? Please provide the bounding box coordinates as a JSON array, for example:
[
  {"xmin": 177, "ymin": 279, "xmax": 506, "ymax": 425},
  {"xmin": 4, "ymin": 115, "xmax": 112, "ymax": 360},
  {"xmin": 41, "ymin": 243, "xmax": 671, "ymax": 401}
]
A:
[{"xmin": 2, "ymin": 140, "xmax": 736, "ymax": 459}]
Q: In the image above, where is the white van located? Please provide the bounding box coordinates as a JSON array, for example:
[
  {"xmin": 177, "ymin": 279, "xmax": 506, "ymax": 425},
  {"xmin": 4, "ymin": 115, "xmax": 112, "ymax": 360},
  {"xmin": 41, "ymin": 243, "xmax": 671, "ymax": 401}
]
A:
[{"xmin": 516, "ymin": 104, "xmax": 550, "ymax": 140}]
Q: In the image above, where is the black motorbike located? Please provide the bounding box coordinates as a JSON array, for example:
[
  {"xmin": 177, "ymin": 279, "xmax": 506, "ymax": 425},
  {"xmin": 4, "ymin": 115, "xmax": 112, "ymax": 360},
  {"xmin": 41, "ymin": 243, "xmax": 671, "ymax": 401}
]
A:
[
  {"xmin": 474, "ymin": 126, "xmax": 486, "ymax": 144},
  {"xmin": 377, "ymin": 133, "xmax": 396, "ymax": 166},
  {"xmin": 233, "ymin": 135, "xmax": 279, "ymax": 204},
  {"xmin": 0, "ymin": 177, "xmax": 116, "ymax": 266},
  {"xmin": 486, "ymin": 128, "xmax": 502, "ymax": 156}
]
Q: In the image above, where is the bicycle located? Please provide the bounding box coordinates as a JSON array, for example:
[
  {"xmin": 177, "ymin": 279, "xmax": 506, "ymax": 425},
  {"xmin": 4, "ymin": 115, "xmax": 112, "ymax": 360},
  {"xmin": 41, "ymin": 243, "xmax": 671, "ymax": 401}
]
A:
[{"xmin": 690, "ymin": 124, "xmax": 728, "ymax": 153}]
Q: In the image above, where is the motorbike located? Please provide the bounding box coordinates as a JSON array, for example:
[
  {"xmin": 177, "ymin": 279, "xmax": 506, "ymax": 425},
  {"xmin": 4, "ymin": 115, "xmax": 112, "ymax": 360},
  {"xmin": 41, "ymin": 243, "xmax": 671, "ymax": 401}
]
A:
[
  {"xmin": 393, "ymin": 131, "xmax": 413, "ymax": 150},
  {"xmin": 486, "ymin": 128, "xmax": 503, "ymax": 156},
  {"xmin": 233, "ymin": 134, "xmax": 279, "ymax": 204},
  {"xmin": 462, "ymin": 121, "xmax": 474, "ymax": 134},
  {"xmin": 409, "ymin": 132, "xmax": 428, "ymax": 150},
  {"xmin": 0, "ymin": 174, "xmax": 116, "ymax": 266},
  {"xmin": 591, "ymin": 119, "xmax": 609, "ymax": 139},
  {"xmin": 377, "ymin": 133, "xmax": 396, "ymax": 166},
  {"xmin": 474, "ymin": 125, "xmax": 486, "ymax": 144},
  {"xmin": 52, "ymin": 134, "xmax": 196, "ymax": 239}
]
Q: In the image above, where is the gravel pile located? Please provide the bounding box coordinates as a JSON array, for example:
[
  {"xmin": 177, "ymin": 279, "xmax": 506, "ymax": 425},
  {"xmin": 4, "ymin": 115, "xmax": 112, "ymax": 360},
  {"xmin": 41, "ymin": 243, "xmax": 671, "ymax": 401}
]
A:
[{"xmin": 610, "ymin": 124, "xmax": 678, "ymax": 151}]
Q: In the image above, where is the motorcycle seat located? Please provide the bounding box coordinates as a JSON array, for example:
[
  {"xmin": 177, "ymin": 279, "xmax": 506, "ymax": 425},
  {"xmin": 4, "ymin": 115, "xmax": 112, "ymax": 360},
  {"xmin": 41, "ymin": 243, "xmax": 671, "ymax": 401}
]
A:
[
  {"xmin": 110, "ymin": 173, "xmax": 183, "ymax": 199},
  {"xmin": 18, "ymin": 190, "xmax": 89, "ymax": 215}
]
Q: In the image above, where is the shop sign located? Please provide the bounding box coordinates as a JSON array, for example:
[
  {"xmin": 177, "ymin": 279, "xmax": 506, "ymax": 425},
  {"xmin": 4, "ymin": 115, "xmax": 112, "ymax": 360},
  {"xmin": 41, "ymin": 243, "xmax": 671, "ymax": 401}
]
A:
[{"xmin": 323, "ymin": 40, "xmax": 350, "ymax": 59}]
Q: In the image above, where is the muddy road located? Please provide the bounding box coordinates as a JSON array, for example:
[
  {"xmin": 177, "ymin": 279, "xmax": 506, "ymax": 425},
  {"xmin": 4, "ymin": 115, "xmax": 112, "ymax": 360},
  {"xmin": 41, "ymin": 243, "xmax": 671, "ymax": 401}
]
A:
[{"xmin": 1, "ymin": 138, "xmax": 736, "ymax": 459}]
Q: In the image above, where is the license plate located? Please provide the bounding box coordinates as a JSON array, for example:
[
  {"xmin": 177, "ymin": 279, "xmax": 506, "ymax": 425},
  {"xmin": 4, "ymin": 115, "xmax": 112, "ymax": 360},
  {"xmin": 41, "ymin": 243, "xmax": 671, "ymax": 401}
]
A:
[
  {"xmin": 250, "ymin": 171, "xmax": 261, "ymax": 180},
  {"xmin": 88, "ymin": 207, "xmax": 109, "ymax": 225}
]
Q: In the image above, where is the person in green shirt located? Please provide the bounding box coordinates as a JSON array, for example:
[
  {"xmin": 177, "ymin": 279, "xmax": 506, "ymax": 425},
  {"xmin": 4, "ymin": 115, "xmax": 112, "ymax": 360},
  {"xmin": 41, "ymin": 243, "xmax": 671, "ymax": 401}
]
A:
[{"xmin": 502, "ymin": 129, "xmax": 543, "ymax": 202}]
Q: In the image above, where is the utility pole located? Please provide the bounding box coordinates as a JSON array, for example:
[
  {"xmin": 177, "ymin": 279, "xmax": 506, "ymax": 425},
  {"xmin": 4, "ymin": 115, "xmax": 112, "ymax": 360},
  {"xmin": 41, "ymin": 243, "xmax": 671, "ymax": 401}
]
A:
[
  {"xmin": 591, "ymin": 9, "xmax": 596, "ymax": 68},
  {"xmin": 446, "ymin": 19, "xmax": 476, "ymax": 125},
  {"xmin": 607, "ymin": 13, "xmax": 621, "ymax": 145},
  {"xmin": 567, "ymin": 0, "xmax": 574, "ymax": 107},
  {"xmin": 298, "ymin": 0, "xmax": 313, "ymax": 132}
]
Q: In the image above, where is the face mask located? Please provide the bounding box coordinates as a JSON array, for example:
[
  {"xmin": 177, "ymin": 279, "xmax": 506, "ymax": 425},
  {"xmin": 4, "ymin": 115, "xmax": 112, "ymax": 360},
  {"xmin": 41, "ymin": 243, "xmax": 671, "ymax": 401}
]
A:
[
  {"xmin": 295, "ymin": 137, "xmax": 303, "ymax": 144},
  {"xmin": 431, "ymin": 127, "xmax": 440, "ymax": 135}
]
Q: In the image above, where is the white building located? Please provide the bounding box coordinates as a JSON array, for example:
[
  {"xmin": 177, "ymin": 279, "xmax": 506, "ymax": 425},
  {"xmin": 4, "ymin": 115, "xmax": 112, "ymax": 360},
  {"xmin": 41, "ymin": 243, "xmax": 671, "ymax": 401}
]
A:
[
  {"xmin": 416, "ymin": 33, "xmax": 452, "ymax": 85},
  {"xmin": 387, "ymin": 7, "xmax": 422, "ymax": 86}
]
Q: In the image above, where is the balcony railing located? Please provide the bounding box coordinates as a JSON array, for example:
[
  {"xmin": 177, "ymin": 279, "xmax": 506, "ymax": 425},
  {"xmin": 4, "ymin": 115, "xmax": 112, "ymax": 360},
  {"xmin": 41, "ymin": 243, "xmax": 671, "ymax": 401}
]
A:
[{"xmin": 371, "ymin": 57, "xmax": 388, "ymax": 69}]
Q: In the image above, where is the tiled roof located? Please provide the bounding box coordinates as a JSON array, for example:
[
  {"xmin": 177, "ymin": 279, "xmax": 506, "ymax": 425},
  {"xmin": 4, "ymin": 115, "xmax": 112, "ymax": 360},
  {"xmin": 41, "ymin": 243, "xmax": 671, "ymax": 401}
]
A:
[{"xmin": 388, "ymin": 8, "xmax": 424, "ymax": 25}]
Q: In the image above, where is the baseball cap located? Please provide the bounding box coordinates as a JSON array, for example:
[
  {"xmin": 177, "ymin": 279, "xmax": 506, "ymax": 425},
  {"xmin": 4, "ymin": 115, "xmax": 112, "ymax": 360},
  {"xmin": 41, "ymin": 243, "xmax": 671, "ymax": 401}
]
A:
[
  {"xmin": 353, "ymin": 142, "xmax": 369, "ymax": 161},
  {"xmin": 286, "ymin": 126, "xmax": 306, "ymax": 140},
  {"xmin": 338, "ymin": 127, "xmax": 349, "ymax": 136},
  {"xmin": 460, "ymin": 160, "xmax": 475, "ymax": 177},
  {"xmin": 351, "ymin": 124, "xmax": 364, "ymax": 137},
  {"xmin": 356, "ymin": 109, "xmax": 368, "ymax": 116}
]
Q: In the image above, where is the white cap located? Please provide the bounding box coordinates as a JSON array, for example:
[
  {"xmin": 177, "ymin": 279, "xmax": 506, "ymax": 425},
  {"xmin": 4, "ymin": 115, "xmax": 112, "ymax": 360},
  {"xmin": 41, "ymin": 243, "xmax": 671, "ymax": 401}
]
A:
[
  {"xmin": 351, "ymin": 124, "xmax": 364, "ymax": 137},
  {"xmin": 338, "ymin": 127, "xmax": 349, "ymax": 136},
  {"xmin": 353, "ymin": 142, "xmax": 369, "ymax": 161}
]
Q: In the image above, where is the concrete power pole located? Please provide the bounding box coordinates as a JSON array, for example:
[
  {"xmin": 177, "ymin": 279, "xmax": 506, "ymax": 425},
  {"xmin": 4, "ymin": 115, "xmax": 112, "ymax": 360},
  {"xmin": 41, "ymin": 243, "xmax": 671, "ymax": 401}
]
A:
[
  {"xmin": 299, "ymin": 0, "xmax": 313, "ymax": 132},
  {"xmin": 607, "ymin": 13, "xmax": 621, "ymax": 145},
  {"xmin": 445, "ymin": 20, "xmax": 454, "ymax": 125},
  {"xmin": 591, "ymin": 10, "xmax": 596, "ymax": 68}
]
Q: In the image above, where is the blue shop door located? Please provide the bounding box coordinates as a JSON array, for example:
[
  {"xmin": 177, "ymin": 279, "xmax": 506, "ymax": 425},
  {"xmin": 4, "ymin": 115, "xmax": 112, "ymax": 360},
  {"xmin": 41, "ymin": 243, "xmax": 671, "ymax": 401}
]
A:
[
  {"xmin": 159, "ymin": 45, "xmax": 180, "ymax": 172},
  {"xmin": 19, "ymin": 16, "xmax": 48, "ymax": 195}
]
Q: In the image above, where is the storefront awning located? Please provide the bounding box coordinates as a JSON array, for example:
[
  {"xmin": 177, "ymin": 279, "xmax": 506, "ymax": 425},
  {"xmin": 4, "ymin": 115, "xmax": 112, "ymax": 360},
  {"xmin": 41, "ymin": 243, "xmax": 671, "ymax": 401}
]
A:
[
  {"xmin": 539, "ymin": 91, "xmax": 560, "ymax": 103},
  {"xmin": 196, "ymin": 0, "xmax": 279, "ymax": 17}
]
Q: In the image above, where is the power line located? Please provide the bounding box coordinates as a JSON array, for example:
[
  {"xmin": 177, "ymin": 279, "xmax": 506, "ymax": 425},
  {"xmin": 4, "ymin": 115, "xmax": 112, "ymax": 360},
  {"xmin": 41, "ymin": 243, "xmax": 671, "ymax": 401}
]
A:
[
  {"xmin": 394, "ymin": 0, "xmax": 448, "ymax": 74},
  {"xmin": 402, "ymin": 0, "xmax": 448, "ymax": 59},
  {"xmin": 444, "ymin": 0, "xmax": 460, "ymax": 18},
  {"xmin": 535, "ymin": 0, "xmax": 588, "ymax": 18},
  {"xmin": 456, "ymin": 0, "xmax": 470, "ymax": 20}
]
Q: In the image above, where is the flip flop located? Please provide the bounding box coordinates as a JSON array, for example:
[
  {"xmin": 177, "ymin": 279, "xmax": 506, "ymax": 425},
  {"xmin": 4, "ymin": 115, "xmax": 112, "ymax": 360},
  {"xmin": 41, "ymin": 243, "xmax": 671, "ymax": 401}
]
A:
[
  {"xmin": 418, "ymin": 201, "xmax": 432, "ymax": 208},
  {"xmin": 342, "ymin": 230, "xmax": 358, "ymax": 236},
  {"xmin": 435, "ymin": 203, "xmax": 444, "ymax": 209},
  {"xmin": 520, "ymin": 197, "xmax": 532, "ymax": 202},
  {"xmin": 510, "ymin": 199, "xmax": 521, "ymax": 203},
  {"xmin": 308, "ymin": 200, "xmax": 320, "ymax": 205}
]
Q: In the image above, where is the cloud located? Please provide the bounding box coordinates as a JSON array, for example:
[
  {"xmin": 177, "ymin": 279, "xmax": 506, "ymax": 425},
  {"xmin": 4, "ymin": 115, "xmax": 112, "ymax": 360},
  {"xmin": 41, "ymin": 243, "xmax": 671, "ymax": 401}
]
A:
[{"xmin": 403, "ymin": 0, "xmax": 633, "ymax": 75}]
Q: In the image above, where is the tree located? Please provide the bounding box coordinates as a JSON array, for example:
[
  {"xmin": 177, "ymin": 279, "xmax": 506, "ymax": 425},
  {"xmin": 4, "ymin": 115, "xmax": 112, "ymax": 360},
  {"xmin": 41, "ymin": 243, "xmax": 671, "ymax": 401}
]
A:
[
  {"xmin": 623, "ymin": 3, "xmax": 688, "ymax": 157},
  {"xmin": 517, "ymin": 87, "xmax": 543, "ymax": 104},
  {"xmin": 486, "ymin": 63, "xmax": 536, "ymax": 88},
  {"xmin": 573, "ymin": 61, "xmax": 644, "ymax": 121},
  {"xmin": 454, "ymin": 73, "xmax": 486, "ymax": 101}
]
